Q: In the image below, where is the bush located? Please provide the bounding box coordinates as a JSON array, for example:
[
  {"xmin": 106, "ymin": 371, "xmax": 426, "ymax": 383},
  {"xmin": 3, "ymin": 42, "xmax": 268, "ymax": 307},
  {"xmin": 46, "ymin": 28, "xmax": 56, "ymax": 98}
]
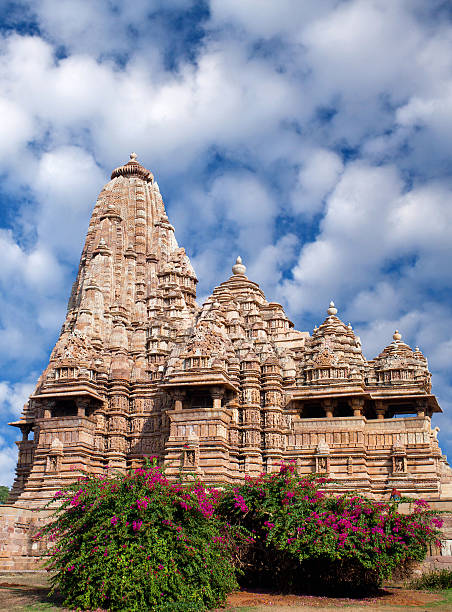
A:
[
  {"xmin": 409, "ymin": 569, "xmax": 452, "ymax": 590},
  {"xmin": 0, "ymin": 485, "xmax": 9, "ymax": 504},
  {"xmin": 37, "ymin": 461, "xmax": 443, "ymax": 607},
  {"xmin": 37, "ymin": 461, "xmax": 239, "ymax": 611},
  {"xmin": 217, "ymin": 463, "xmax": 444, "ymax": 595}
]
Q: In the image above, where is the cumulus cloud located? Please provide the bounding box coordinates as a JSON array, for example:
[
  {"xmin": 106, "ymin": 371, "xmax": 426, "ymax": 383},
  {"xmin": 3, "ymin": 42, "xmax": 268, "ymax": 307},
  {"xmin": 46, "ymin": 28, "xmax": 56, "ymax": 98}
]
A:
[
  {"xmin": 282, "ymin": 162, "xmax": 405, "ymax": 312},
  {"xmin": 0, "ymin": 444, "xmax": 19, "ymax": 490},
  {"xmin": 291, "ymin": 148, "xmax": 344, "ymax": 216},
  {"xmin": 0, "ymin": 380, "xmax": 34, "ymax": 418}
]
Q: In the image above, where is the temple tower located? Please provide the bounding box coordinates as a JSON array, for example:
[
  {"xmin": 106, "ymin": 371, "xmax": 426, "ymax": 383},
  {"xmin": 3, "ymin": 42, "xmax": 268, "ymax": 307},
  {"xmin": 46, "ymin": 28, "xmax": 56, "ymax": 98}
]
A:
[
  {"xmin": 8, "ymin": 155, "xmax": 452, "ymax": 507},
  {"xmin": 9, "ymin": 154, "xmax": 198, "ymax": 505}
]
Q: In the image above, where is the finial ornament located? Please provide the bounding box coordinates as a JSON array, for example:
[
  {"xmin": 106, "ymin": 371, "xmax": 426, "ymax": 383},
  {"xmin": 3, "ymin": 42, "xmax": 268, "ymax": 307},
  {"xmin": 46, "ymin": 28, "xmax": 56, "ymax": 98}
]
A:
[
  {"xmin": 393, "ymin": 330, "xmax": 402, "ymax": 341},
  {"xmin": 111, "ymin": 153, "xmax": 154, "ymax": 183},
  {"xmin": 327, "ymin": 300, "xmax": 338, "ymax": 316},
  {"xmin": 232, "ymin": 255, "xmax": 247, "ymax": 276}
]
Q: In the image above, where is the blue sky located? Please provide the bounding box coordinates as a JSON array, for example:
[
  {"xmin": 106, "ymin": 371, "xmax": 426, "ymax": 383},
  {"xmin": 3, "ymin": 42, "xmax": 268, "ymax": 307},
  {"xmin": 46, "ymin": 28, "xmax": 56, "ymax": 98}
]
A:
[{"xmin": 1, "ymin": 0, "xmax": 452, "ymax": 486}]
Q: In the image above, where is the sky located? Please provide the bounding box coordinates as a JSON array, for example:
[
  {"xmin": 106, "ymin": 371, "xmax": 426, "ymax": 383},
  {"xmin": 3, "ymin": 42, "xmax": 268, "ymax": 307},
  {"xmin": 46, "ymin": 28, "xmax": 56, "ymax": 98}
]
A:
[{"xmin": 0, "ymin": 0, "xmax": 452, "ymax": 487}]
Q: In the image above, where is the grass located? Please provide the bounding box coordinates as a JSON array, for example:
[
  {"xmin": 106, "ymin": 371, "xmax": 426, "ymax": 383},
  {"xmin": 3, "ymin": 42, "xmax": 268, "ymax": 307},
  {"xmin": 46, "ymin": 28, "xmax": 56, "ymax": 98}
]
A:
[
  {"xmin": 21, "ymin": 605, "xmax": 60, "ymax": 611},
  {"xmin": 423, "ymin": 588, "xmax": 452, "ymax": 608},
  {"xmin": 409, "ymin": 569, "xmax": 452, "ymax": 591}
]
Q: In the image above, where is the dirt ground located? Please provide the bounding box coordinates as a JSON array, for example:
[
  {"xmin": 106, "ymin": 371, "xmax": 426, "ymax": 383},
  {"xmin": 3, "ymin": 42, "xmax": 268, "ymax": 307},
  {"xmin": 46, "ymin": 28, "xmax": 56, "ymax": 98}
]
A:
[
  {"xmin": 219, "ymin": 587, "xmax": 448, "ymax": 611},
  {"xmin": 0, "ymin": 572, "xmax": 450, "ymax": 611}
]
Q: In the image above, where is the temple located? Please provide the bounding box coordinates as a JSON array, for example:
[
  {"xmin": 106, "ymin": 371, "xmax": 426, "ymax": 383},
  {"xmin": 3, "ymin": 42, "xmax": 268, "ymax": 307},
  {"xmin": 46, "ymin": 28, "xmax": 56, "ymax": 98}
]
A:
[{"xmin": 8, "ymin": 154, "xmax": 452, "ymax": 507}]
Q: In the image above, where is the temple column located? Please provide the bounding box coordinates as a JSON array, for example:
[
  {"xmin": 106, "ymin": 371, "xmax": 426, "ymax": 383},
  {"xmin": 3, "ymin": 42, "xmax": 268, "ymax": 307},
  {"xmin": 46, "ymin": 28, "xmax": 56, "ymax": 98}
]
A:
[
  {"xmin": 262, "ymin": 357, "xmax": 284, "ymax": 473},
  {"xmin": 211, "ymin": 387, "xmax": 224, "ymax": 411},
  {"xmin": 350, "ymin": 397, "xmax": 365, "ymax": 417},
  {"xmin": 227, "ymin": 358, "xmax": 241, "ymax": 478},
  {"xmin": 375, "ymin": 400, "xmax": 386, "ymax": 420},
  {"xmin": 107, "ymin": 382, "xmax": 130, "ymax": 473},
  {"xmin": 241, "ymin": 353, "xmax": 262, "ymax": 476},
  {"xmin": 416, "ymin": 398, "xmax": 427, "ymax": 417},
  {"xmin": 76, "ymin": 398, "xmax": 87, "ymax": 417},
  {"xmin": 173, "ymin": 391, "xmax": 185, "ymax": 412},
  {"xmin": 323, "ymin": 399, "xmax": 336, "ymax": 419}
]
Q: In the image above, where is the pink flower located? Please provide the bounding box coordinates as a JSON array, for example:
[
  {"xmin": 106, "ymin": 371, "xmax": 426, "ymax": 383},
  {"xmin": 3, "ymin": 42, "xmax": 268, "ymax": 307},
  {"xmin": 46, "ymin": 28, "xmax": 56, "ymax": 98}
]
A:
[
  {"xmin": 136, "ymin": 498, "xmax": 148, "ymax": 510},
  {"xmin": 67, "ymin": 565, "xmax": 75, "ymax": 572},
  {"xmin": 111, "ymin": 516, "xmax": 118, "ymax": 525},
  {"xmin": 233, "ymin": 493, "xmax": 249, "ymax": 513}
]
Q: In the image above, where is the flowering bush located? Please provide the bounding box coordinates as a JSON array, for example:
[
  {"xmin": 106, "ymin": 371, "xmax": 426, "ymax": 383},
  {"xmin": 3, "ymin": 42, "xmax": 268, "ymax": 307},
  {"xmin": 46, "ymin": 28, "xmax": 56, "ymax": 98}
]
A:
[
  {"xmin": 38, "ymin": 461, "xmax": 239, "ymax": 611},
  {"xmin": 37, "ymin": 461, "xmax": 443, "ymax": 607},
  {"xmin": 217, "ymin": 463, "xmax": 444, "ymax": 594}
]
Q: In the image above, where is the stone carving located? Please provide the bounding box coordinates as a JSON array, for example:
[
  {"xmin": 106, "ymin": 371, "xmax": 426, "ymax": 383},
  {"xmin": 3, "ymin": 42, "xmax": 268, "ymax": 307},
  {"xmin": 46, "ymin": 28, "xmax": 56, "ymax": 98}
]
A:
[
  {"xmin": 7, "ymin": 154, "xmax": 451, "ymax": 508},
  {"xmin": 394, "ymin": 456, "xmax": 405, "ymax": 473},
  {"xmin": 185, "ymin": 450, "xmax": 195, "ymax": 467},
  {"xmin": 317, "ymin": 456, "xmax": 327, "ymax": 472}
]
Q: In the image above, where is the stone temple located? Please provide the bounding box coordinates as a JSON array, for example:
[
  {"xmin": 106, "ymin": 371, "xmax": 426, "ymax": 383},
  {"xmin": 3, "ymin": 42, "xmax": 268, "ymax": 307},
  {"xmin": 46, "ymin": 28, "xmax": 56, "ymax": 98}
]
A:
[{"xmin": 8, "ymin": 153, "xmax": 452, "ymax": 507}]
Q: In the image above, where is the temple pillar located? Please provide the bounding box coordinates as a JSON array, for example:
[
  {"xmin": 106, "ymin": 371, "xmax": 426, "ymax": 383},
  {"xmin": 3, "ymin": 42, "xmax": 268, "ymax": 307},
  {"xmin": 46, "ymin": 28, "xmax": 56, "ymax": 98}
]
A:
[
  {"xmin": 262, "ymin": 356, "xmax": 284, "ymax": 473},
  {"xmin": 240, "ymin": 353, "xmax": 262, "ymax": 476},
  {"xmin": 350, "ymin": 397, "xmax": 365, "ymax": 417},
  {"xmin": 323, "ymin": 399, "xmax": 336, "ymax": 419},
  {"xmin": 416, "ymin": 398, "xmax": 427, "ymax": 417},
  {"xmin": 375, "ymin": 400, "xmax": 386, "ymax": 420},
  {"xmin": 173, "ymin": 391, "xmax": 185, "ymax": 412},
  {"xmin": 76, "ymin": 398, "xmax": 88, "ymax": 418},
  {"xmin": 107, "ymin": 384, "xmax": 129, "ymax": 472},
  {"xmin": 211, "ymin": 387, "xmax": 224, "ymax": 410}
]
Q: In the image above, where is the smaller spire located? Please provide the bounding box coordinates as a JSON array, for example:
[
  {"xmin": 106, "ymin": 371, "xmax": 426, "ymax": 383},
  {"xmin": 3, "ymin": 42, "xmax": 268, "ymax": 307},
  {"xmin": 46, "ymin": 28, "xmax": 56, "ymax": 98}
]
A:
[
  {"xmin": 347, "ymin": 322, "xmax": 353, "ymax": 330},
  {"xmin": 393, "ymin": 330, "xmax": 402, "ymax": 341},
  {"xmin": 327, "ymin": 300, "xmax": 338, "ymax": 316},
  {"xmin": 232, "ymin": 255, "xmax": 247, "ymax": 276},
  {"xmin": 130, "ymin": 152, "xmax": 138, "ymax": 161}
]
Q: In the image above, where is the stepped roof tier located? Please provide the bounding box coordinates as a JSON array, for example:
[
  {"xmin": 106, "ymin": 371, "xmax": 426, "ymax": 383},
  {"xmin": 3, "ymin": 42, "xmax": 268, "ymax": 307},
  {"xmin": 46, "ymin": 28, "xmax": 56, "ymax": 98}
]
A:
[{"xmin": 8, "ymin": 155, "xmax": 452, "ymax": 507}]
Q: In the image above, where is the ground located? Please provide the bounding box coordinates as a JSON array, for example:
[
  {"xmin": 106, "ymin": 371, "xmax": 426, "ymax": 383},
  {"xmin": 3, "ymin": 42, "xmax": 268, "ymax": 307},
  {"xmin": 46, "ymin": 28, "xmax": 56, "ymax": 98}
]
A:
[{"xmin": 0, "ymin": 573, "xmax": 451, "ymax": 611}]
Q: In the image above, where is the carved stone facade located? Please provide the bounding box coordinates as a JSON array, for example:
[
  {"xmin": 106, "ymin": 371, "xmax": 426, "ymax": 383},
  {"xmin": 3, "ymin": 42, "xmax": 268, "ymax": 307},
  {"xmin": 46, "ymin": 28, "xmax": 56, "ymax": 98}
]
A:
[{"xmin": 8, "ymin": 154, "xmax": 452, "ymax": 507}]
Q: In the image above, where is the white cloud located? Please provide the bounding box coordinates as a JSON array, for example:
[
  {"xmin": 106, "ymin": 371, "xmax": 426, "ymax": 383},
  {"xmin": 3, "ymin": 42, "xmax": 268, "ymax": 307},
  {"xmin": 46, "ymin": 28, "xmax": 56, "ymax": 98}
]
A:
[
  {"xmin": 0, "ymin": 381, "xmax": 34, "ymax": 418},
  {"xmin": 291, "ymin": 148, "xmax": 344, "ymax": 216},
  {"xmin": 33, "ymin": 146, "xmax": 106, "ymax": 261},
  {"xmin": 209, "ymin": 0, "xmax": 337, "ymax": 39},
  {"xmin": 0, "ymin": 444, "xmax": 18, "ymax": 488},
  {"xmin": 248, "ymin": 233, "xmax": 299, "ymax": 299},
  {"xmin": 282, "ymin": 162, "xmax": 404, "ymax": 312}
]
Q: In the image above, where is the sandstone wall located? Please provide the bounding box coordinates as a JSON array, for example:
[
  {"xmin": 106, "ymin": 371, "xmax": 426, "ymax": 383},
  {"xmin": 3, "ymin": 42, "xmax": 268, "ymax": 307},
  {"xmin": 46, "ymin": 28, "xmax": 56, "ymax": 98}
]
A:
[{"xmin": 0, "ymin": 505, "xmax": 51, "ymax": 571}]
